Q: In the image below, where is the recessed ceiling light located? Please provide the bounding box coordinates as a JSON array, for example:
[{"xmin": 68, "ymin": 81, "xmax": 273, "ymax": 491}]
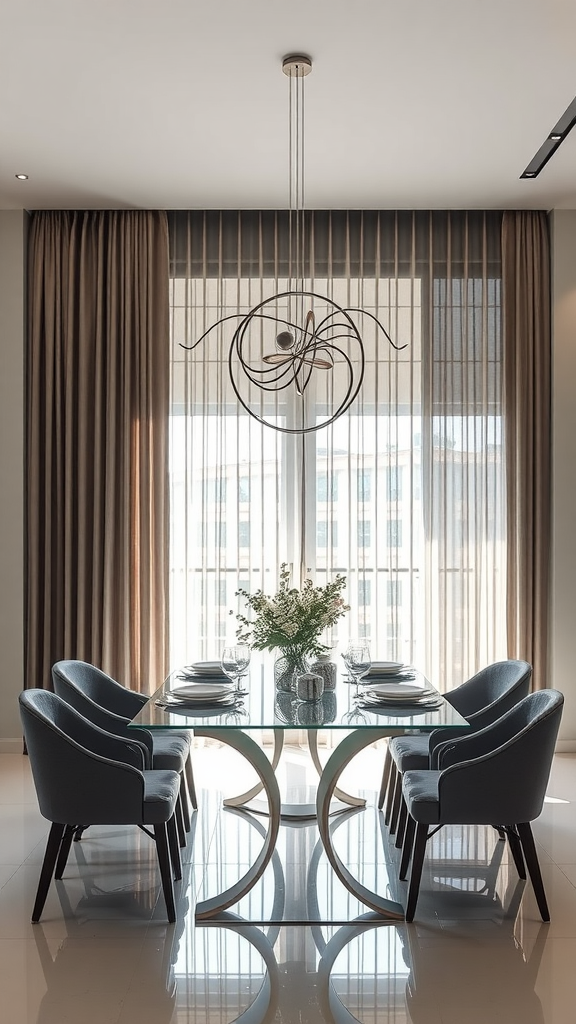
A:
[
  {"xmin": 549, "ymin": 133, "xmax": 562, "ymax": 141},
  {"xmin": 15, "ymin": 173, "xmax": 28, "ymax": 180}
]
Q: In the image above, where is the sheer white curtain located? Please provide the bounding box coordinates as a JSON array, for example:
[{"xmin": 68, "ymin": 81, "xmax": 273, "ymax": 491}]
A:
[{"xmin": 168, "ymin": 211, "xmax": 505, "ymax": 690}]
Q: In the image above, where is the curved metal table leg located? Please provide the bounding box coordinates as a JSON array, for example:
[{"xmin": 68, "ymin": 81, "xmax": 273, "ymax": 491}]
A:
[
  {"xmin": 316, "ymin": 728, "xmax": 405, "ymax": 919},
  {"xmin": 223, "ymin": 729, "xmax": 284, "ymax": 808},
  {"xmin": 307, "ymin": 729, "xmax": 365, "ymax": 809},
  {"xmin": 194, "ymin": 728, "xmax": 281, "ymax": 920},
  {"xmin": 224, "ymin": 727, "xmax": 366, "ymax": 820}
]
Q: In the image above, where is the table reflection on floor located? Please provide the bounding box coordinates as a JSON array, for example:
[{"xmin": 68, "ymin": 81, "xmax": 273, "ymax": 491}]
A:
[{"xmin": 24, "ymin": 739, "xmax": 552, "ymax": 1024}]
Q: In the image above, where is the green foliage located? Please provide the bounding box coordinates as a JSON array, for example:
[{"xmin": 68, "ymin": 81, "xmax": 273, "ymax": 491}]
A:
[{"xmin": 234, "ymin": 563, "xmax": 349, "ymax": 661}]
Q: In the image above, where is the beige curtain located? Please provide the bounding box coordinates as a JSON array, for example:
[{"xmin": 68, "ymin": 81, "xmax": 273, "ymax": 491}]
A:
[
  {"xmin": 502, "ymin": 211, "xmax": 551, "ymax": 689},
  {"xmin": 26, "ymin": 210, "xmax": 170, "ymax": 693}
]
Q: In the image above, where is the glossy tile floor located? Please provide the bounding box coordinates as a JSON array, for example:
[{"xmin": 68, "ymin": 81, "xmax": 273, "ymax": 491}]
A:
[{"xmin": 1, "ymin": 737, "xmax": 576, "ymax": 1023}]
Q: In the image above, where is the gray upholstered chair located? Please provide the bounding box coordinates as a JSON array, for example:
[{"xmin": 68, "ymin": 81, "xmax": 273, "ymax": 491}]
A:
[
  {"xmin": 19, "ymin": 689, "xmax": 182, "ymax": 923},
  {"xmin": 380, "ymin": 659, "xmax": 532, "ymax": 841},
  {"xmin": 399, "ymin": 688, "xmax": 564, "ymax": 922},
  {"xmin": 52, "ymin": 660, "xmax": 196, "ymax": 844}
]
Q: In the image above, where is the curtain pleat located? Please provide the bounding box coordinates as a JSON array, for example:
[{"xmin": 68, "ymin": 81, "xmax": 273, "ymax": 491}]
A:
[
  {"xmin": 26, "ymin": 210, "xmax": 170, "ymax": 692},
  {"xmin": 502, "ymin": 211, "xmax": 551, "ymax": 689}
]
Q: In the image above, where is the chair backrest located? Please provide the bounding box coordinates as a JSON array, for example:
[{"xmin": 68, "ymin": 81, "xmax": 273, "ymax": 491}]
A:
[
  {"xmin": 52, "ymin": 660, "xmax": 153, "ymax": 763},
  {"xmin": 438, "ymin": 689, "xmax": 564, "ymax": 825},
  {"xmin": 447, "ymin": 659, "xmax": 532, "ymax": 725},
  {"xmin": 52, "ymin": 660, "xmax": 145, "ymax": 719},
  {"xmin": 19, "ymin": 689, "xmax": 146, "ymax": 826}
]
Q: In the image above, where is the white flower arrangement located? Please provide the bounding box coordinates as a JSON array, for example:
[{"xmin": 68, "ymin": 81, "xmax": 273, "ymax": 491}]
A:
[{"xmin": 234, "ymin": 563, "xmax": 349, "ymax": 662}]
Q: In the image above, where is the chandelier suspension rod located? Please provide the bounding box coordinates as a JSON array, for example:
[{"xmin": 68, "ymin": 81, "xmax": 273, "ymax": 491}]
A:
[
  {"xmin": 180, "ymin": 52, "xmax": 405, "ymax": 436},
  {"xmin": 284, "ymin": 55, "xmax": 312, "ymax": 336}
]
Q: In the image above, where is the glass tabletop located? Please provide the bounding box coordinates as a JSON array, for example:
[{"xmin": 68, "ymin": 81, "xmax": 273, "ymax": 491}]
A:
[{"xmin": 128, "ymin": 659, "xmax": 469, "ymax": 732}]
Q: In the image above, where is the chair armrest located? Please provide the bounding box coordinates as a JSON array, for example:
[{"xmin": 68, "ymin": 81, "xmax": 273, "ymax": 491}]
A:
[
  {"xmin": 20, "ymin": 700, "xmax": 148, "ymax": 825},
  {"xmin": 437, "ymin": 735, "xmax": 548, "ymax": 825},
  {"xmin": 436, "ymin": 696, "xmax": 563, "ymax": 824},
  {"xmin": 48, "ymin": 742, "xmax": 147, "ymax": 824},
  {"xmin": 433, "ymin": 702, "xmax": 536, "ymax": 769},
  {"xmin": 433, "ymin": 730, "xmax": 493, "ymax": 769},
  {"xmin": 55, "ymin": 686, "xmax": 153, "ymax": 765},
  {"xmin": 429, "ymin": 726, "xmax": 472, "ymax": 761},
  {"xmin": 82, "ymin": 702, "xmax": 153, "ymax": 763},
  {"xmin": 66, "ymin": 713, "xmax": 146, "ymax": 770},
  {"xmin": 80, "ymin": 699, "xmax": 156, "ymax": 768}
]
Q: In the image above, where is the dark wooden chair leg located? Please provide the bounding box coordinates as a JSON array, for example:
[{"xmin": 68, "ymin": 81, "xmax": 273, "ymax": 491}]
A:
[
  {"xmin": 32, "ymin": 822, "xmax": 66, "ymax": 923},
  {"xmin": 406, "ymin": 823, "xmax": 429, "ymax": 923},
  {"xmin": 517, "ymin": 822, "xmax": 550, "ymax": 921},
  {"xmin": 185, "ymin": 753, "xmax": 198, "ymax": 810},
  {"xmin": 175, "ymin": 794, "xmax": 186, "ymax": 848},
  {"xmin": 378, "ymin": 746, "xmax": 392, "ymax": 809},
  {"xmin": 395, "ymin": 796, "xmax": 408, "ymax": 848},
  {"xmin": 167, "ymin": 815, "xmax": 182, "ymax": 881},
  {"xmin": 389, "ymin": 773, "xmax": 402, "ymax": 835},
  {"xmin": 54, "ymin": 824, "xmax": 77, "ymax": 879},
  {"xmin": 505, "ymin": 826, "xmax": 526, "ymax": 879},
  {"xmin": 180, "ymin": 772, "xmax": 191, "ymax": 832},
  {"xmin": 384, "ymin": 762, "xmax": 398, "ymax": 824},
  {"xmin": 399, "ymin": 814, "xmax": 416, "ymax": 880},
  {"xmin": 154, "ymin": 823, "xmax": 176, "ymax": 923}
]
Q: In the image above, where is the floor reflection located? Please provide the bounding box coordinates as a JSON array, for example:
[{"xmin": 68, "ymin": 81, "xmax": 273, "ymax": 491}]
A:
[
  {"xmin": 172, "ymin": 871, "xmax": 547, "ymax": 1024},
  {"xmin": 31, "ymin": 902, "xmax": 549, "ymax": 1024},
  {"xmin": 403, "ymin": 893, "xmax": 547, "ymax": 1024},
  {"xmin": 2, "ymin": 745, "xmax": 572, "ymax": 1023}
]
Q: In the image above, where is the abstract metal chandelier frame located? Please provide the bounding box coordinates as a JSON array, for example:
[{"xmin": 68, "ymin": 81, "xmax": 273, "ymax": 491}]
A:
[{"xmin": 181, "ymin": 54, "xmax": 406, "ymax": 434}]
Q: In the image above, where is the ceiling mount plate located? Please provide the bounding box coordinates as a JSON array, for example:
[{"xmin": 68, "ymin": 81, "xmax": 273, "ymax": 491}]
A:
[{"xmin": 282, "ymin": 54, "xmax": 312, "ymax": 77}]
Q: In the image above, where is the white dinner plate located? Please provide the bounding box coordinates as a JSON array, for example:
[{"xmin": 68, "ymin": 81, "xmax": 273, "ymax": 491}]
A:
[
  {"xmin": 364, "ymin": 661, "xmax": 406, "ymax": 676},
  {"xmin": 365, "ymin": 682, "xmax": 436, "ymax": 700},
  {"xmin": 170, "ymin": 683, "xmax": 234, "ymax": 701},
  {"xmin": 185, "ymin": 661, "xmax": 228, "ymax": 675}
]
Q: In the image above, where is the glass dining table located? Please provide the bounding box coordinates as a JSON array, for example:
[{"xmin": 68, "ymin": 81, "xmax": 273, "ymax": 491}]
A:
[{"xmin": 129, "ymin": 660, "xmax": 468, "ymax": 922}]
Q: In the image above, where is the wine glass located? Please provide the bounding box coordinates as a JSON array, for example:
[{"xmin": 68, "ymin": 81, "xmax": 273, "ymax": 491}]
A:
[
  {"xmin": 343, "ymin": 640, "xmax": 371, "ymax": 696},
  {"xmin": 221, "ymin": 645, "xmax": 250, "ymax": 696},
  {"xmin": 224, "ymin": 707, "xmax": 249, "ymax": 726},
  {"xmin": 234, "ymin": 644, "xmax": 251, "ymax": 695},
  {"xmin": 342, "ymin": 706, "xmax": 369, "ymax": 726}
]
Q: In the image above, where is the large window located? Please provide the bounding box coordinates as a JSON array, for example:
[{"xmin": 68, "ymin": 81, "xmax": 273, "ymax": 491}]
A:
[{"xmin": 169, "ymin": 210, "xmax": 505, "ymax": 689}]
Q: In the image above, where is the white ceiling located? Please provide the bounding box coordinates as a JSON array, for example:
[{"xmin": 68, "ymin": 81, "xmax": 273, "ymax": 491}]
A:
[{"xmin": 1, "ymin": 0, "xmax": 576, "ymax": 211}]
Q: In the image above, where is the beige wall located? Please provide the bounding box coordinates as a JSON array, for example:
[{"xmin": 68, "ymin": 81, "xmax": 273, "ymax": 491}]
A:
[
  {"xmin": 0, "ymin": 210, "xmax": 575, "ymax": 745},
  {"xmin": 0, "ymin": 211, "xmax": 26, "ymax": 748},
  {"xmin": 551, "ymin": 210, "xmax": 576, "ymax": 746}
]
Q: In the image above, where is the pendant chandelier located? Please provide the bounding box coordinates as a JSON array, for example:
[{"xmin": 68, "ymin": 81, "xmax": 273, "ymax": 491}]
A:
[{"xmin": 181, "ymin": 54, "xmax": 406, "ymax": 434}]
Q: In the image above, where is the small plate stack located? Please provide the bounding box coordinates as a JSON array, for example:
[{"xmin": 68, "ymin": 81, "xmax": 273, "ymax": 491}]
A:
[
  {"xmin": 357, "ymin": 682, "xmax": 443, "ymax": 713},
  {"xmin": 178, "ymin": 661, "xmax": 230, "ymax": 682},
  {"xmin": 156, "ymin": 680, "xmax": 239, "ymax": 714},
  {"xmin": 362, "ymin": 661, "xmax": 416, "ymax": 681}
]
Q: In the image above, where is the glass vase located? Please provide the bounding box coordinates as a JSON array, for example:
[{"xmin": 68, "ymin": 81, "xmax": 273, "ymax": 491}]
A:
[{"xmin": 274, "ymin": 652, "xmax": 308, "ymax": 692}]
